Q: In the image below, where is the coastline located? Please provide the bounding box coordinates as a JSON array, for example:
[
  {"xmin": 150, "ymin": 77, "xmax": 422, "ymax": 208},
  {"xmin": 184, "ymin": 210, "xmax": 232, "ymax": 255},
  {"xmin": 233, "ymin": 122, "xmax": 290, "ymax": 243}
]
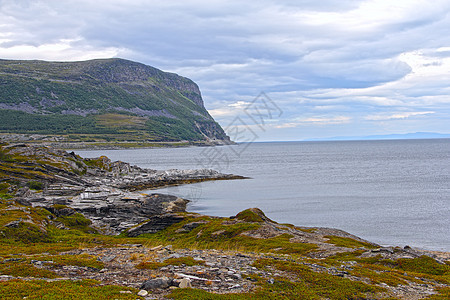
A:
[
  {"xmin": 1, "ymin": 143, "xmax": 449, "ymax": 299},
  {"xmin": 0, "ymin": 133, "xmax": 235, "ymax": 151}
]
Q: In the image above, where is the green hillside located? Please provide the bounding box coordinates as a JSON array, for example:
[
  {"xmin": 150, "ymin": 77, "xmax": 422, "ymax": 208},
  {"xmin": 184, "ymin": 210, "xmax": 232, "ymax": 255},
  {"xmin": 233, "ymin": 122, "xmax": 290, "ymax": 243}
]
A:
[{"xmin": 0, "ymin": 58, "xmax": 229, "ymax": 143}]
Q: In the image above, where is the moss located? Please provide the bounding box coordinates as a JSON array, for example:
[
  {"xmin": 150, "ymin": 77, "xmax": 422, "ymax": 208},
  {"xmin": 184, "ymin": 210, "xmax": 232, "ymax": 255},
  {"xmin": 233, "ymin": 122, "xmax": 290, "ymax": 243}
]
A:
[
  {"xmin": 84, "ymin": 156, "xmax": 110, "ymax": 170},
  {"xmin": 168, "ymin": 259, "xmax": 385, "ymax": 300},
  {"xmin": 1, "ymin": 222, "xmax": 50, "ymax": 243},
  {"xmin": 51, "ymin": 204, "xmax": 69, "ymax": 210},
  {"xmin": 56, "ymin": 213, "xmax": 97, "ymax": 233},
  {"xmin": 324, "ymin": 235, "xmax": 377, "ymax": 249},
  {"xmin": 27, "ymin": 180, "xmax": 43, "ymax": 190},
  {"xmin": 253, "ymin": 258, "xmax": 384, "ymax": 299},
  {"xmin": 396, "ymin": 255, "xmax": 449, "ymax": 276},
  {"xmin": 350, "ymin": 264, "xmax": 409, "ymax": 286},
  {"xmin": 0, "ymin": 182, "xmax": 9, "ymax": 192},
  {"xmin": 324, "ymin": 250, "xmax": 365, "ymax": 263},
  {"xmin": 0, "ymin": 279, "xmax": 141, "ymax": 300},
  {"xmin": 0, "ymin": 193, "xmax": 13, "ymax": 199},
  {"xmin": 0, "ymin": 262, "xmax": 58, "ymax": 278},
  {"xmin": 236, "ymin": 208, "xmax": 265, "ymax": 223},
  {"xmin": 426, "ymin": 287, "xmax": 450, "ymax": 299}
]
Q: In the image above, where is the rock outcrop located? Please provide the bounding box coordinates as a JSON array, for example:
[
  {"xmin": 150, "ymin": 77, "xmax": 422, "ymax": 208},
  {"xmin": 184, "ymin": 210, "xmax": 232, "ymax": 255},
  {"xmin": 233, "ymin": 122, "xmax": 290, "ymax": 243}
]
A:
[{"xmin": 0, "ymin": 143, "xmax": 244, "ymax": 234}]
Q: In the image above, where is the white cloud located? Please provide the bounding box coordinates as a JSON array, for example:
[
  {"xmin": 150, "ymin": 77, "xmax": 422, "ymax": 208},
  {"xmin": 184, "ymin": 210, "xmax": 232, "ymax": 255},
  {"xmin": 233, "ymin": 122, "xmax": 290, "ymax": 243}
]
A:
[
  {"xmin": 0, "ymin": 38, "xmax": 123, "ymax": 61},
  {"xmin": 275, "ymin": 116, "xmax": 351, "ymax": 128},
  {"xmin": 365, "ymin": 111, "xmax": 435, "ymax": 121}
]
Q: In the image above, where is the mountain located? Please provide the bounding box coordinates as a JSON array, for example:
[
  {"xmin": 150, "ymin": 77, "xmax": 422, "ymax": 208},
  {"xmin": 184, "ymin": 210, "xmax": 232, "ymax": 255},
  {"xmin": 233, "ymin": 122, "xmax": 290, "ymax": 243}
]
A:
[
  {"xmin": 0, "ymin": 58, "xmax": 230, "ymax": 144},
  {"xmin": 305, "ymin": 132, "xmax": 450, "ymax": 141}
]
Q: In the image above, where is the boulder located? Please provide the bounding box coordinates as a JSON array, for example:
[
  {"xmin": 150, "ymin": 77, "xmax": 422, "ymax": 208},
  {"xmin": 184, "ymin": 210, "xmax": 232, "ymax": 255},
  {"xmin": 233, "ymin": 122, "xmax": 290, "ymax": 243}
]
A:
[{"xmin": 140, "ymin": 277, "xmax": 172, "ymax": 290}]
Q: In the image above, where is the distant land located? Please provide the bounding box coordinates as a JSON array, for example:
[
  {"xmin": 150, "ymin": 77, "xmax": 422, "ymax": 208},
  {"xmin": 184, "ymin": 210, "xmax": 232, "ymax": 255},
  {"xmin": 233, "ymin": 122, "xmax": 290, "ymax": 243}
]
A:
[
  {"xmin": 0, "ymin": 58, "xmax": 230, "ymax": 146},
  {"xmin": 304, "ymin": 132, "xmax": 450, "ymax": 141}
]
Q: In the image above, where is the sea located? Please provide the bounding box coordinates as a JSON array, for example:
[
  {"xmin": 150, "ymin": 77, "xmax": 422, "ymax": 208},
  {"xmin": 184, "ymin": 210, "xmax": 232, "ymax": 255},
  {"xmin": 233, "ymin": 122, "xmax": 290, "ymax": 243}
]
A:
[{"xmin": 75, "ymin": 139, "xmax": 450, "ymax": 252}]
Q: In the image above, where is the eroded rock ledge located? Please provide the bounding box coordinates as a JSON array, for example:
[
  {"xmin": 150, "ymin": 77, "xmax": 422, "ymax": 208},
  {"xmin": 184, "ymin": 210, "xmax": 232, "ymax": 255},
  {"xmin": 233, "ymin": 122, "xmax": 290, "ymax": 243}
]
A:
[{"xmin": 0, "ymin": 143, "xmax": 244, "ymax": 234}]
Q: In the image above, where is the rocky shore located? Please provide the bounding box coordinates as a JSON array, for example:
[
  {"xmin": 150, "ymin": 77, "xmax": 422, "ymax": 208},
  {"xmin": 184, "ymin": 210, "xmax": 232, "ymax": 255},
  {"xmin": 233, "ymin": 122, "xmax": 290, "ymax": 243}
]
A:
[{"xmin": 0, "ymin": 143, "xmax": 449, "ymax": 299}]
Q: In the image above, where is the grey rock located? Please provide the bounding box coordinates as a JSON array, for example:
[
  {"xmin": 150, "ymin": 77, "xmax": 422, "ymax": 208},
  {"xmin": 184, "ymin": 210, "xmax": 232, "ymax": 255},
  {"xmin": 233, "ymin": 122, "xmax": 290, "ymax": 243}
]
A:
[
  {"xmin": 140, "ymin": 277, "xmax": 172, "ymax": 290},
  {"xmin": 126, "ymin": 214, "xmax": 185, "ymax": 237}
]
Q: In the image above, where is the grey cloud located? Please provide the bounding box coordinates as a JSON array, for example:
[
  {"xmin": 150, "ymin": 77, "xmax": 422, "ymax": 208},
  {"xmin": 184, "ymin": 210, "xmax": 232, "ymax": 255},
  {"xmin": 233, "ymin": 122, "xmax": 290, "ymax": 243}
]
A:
[{"xmin": 1, "ymin": 0, "xmax": 450, "ymax": 139}]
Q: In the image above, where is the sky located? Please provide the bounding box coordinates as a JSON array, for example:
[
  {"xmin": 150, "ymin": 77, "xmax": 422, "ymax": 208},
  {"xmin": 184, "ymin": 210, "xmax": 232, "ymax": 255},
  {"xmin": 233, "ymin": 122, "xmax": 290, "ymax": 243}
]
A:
[{"xmin": 1, "ymin": 0, "xmax": 449, "ymax": 141}]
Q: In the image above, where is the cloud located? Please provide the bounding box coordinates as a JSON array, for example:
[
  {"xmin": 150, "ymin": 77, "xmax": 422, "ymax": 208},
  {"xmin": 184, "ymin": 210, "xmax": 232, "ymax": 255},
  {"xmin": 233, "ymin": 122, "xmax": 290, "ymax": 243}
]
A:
[
  {"xmin": 0, "ymin": 38, "xmax": 124, "ymax": 61},
  {"xmin": 208, "ymin": 101, "xmax": 252, "ymax": 117},
  {"xmin": 275, "ymin": 116, "xmax": 351, "ymax": 128},
  {"xmin": 365, "ymin": 111, "xmax": 435, "ymax": 121},
  {"xmin": 0, "ymin": 0, "xmax": 450, "ymax": 140}
]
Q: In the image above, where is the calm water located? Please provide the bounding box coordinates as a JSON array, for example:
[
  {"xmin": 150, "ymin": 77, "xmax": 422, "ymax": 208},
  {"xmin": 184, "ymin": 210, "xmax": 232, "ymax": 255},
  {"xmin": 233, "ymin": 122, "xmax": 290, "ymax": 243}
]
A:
[{"xmin": 76, "ymin": 139, "xmax": 450, "ymax": 251}]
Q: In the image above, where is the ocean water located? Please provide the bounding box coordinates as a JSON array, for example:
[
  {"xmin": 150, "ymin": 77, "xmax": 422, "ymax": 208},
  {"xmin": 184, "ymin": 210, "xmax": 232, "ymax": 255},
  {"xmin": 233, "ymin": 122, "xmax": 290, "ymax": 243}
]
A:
[{"xmin": 76, "ymin": 139, "xmax": 450, "ymax": 251}]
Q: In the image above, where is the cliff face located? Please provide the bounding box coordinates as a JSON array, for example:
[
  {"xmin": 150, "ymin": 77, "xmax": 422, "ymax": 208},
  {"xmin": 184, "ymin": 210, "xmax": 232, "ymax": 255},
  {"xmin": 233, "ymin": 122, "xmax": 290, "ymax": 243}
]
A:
[{"xmin": 0, "ymin": 58, "xmax": 229, "ymax": 142}]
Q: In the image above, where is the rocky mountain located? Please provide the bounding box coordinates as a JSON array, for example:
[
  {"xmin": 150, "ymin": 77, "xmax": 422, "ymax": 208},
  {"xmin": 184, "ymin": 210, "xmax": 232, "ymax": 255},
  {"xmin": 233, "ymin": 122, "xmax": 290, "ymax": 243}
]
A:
[{"xmin": 0, "ymin": 58, "xmax": 230, "ymax": 143}]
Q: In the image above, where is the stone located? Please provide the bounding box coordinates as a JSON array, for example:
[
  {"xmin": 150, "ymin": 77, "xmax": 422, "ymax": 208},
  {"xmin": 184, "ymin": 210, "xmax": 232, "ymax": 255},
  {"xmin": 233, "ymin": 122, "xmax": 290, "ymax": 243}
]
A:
[
  {"xmin": 178, "ymin": 278, "xmax": 192, "ymax": 288},
  {"xmin": 126, "ymin": 214, "xmax": 185, "ymax": 237},
  {"xmin": 141, "ymin": 277, "xmax": 172, "ymax": 290},
  {"xmin": 100, "ymin": 255, "xmax": 116, "ymax": 262},
  {"xmin": 137, "ymin": 290, "xmax": 148, "ymax": 296},
  {"xmin": 150, "ymin": 245, "xmax": 163, "ymax": 251}
]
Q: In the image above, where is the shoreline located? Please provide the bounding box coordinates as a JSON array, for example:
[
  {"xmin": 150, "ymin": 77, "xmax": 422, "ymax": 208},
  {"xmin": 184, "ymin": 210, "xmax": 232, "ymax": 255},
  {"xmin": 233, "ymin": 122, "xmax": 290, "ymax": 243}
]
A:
[
  {"xmin": 0, "ymin": 133, "xmax": 235, "ymax": 151},
  {"xmin": 1, "ymin": 143, "xmax": 449, "ymax": 299}
]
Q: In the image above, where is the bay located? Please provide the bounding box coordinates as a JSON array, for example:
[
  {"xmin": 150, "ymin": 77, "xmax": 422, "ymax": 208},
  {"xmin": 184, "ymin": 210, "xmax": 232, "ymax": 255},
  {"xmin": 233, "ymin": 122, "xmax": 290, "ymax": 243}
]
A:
[{"xmin": 76, "ymin": 139, "xmax": 450, "ymax": 251}]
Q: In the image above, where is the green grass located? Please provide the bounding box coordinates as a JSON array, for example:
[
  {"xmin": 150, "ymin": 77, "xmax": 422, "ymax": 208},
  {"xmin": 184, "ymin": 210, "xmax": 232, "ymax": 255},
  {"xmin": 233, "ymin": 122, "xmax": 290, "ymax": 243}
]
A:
[
  {"xmin": 27, "ymin": 180, "xmax": 44, "ymax": 190},
  {"xmin": 38, "ymin": 254, "xmax": 105, "ymax": 269},
  {"xmin": 0, "ymin": 262, "xmax": 58, "ymax": 278},
  {"xmin": 396, "ymin": 255, "xmax": 449, "ymax": 276},
  {"xmin": 56, "ymin": 213, "xmax": 97, "ymax": 233},
  {"xmin": 0, "ymin": 279, "xmax": 141, "ymax": 300},
  {"xmin": 167, "ymin": 258, "xmax": 385, "ymax": 300},
  {"xmin": 131, "ymin": 215, "xmax": 317, "ymax": 255},
  {"xmin": 324, "ymin": 235, "xmax": 377, "ymax": 249},
  {"xmin": 235, "ymin": 208, "xmax": 265, "ymax": 223}
]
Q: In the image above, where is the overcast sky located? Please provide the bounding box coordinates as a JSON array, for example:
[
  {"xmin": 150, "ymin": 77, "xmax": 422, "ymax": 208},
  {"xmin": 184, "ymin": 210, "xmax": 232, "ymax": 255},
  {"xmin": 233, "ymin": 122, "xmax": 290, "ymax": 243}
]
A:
[{"xmin": 1, "ymin": 0, "xmax": 449, "ymax": 141}]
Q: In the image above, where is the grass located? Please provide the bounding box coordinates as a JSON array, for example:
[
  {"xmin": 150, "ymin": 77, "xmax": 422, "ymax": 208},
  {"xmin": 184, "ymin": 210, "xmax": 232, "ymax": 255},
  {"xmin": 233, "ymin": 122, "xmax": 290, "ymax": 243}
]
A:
[
  {"xmin": 132, "ymin": 215, "xmax": 317, "ymax": 255},
  {"xmin": 37, "ymin": 254, "xmax": 105, "ymax": 269},
  {"xmin": 56, "ymin": 213, "xmax": 97, "ymax": 233},
  {"xmin": 0, "ymin": 262, "xmax": 58, "ymax": 278},
  {"xmin": 27, "ymin": 180, "xmax": 44, "ymax": 190},
  {"xmin": 1, "ymin": 143, "xmax": 449, "ymax": 299},
  {"xmin": 0, "ymin": 279, "xmax": 141, "ymax": 300},
  {"xmin": 167, "ymin": 258, "xmax": 385, "ymax": 300},
  {"xmin": 324, "ymin": 235, "xmax": 377, "ymax": 249},
  {"xmin": 235, "ymin": 208, "xmax": 265, "ymax": 223}
]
